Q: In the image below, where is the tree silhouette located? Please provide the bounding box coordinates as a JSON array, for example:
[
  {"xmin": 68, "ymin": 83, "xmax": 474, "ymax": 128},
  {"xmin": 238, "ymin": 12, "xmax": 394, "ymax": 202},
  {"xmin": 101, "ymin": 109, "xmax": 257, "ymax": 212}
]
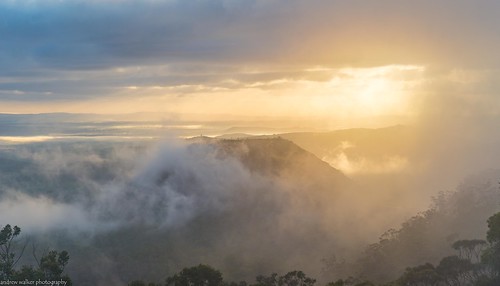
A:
[
  {"xmin": 0, "ymin": 224, "xmax": 72, "ymax": 284},
  {"xmin": 0, "ymin": 224, "xmax": 24, "ymax": 280},
  {"xmin": 452, "ymin": 239, "xmax": 487, "ymax": 262},
  {"xmin": 166, "ymin": 264, "xmax": 223, "ymax": 286}
]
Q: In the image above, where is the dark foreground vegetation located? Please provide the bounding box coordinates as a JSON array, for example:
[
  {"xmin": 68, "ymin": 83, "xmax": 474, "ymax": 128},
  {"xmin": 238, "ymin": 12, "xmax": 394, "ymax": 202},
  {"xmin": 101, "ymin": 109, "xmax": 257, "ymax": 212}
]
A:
[
  {"xmin": 124, "ymin": 211, "xmax": 500, "ymax": 286},
  {"xmin": 2, "ymin": 209, "xmax": 500, "ymax": 286},
  {"xmin": 0, "ymin": 225, "xmax": 72, "ymax": 285}
]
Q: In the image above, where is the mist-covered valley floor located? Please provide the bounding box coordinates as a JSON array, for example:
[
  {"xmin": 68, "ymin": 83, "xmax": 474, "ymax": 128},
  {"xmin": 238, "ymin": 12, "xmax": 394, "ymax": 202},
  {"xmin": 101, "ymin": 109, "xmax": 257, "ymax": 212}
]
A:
[{"xmin": 1, "ymin": 123, "xmax": 500, "ymax": 286}]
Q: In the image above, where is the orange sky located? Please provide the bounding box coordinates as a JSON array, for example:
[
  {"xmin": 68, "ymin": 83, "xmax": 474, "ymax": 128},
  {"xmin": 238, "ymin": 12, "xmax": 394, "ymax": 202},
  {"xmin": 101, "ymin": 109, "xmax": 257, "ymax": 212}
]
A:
[{"xmin": 1, "ymin": 1, "xmax": 500, "ymax": 129}]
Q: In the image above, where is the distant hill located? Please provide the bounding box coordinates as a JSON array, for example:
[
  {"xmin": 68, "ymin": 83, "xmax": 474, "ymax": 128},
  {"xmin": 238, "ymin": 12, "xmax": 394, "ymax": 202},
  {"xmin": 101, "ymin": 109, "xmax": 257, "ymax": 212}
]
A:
[
  {"xmin": 186, "ymin": 137, "xmax": 352, "ymax": 196},
  {"xmin": 279, "ymin": 125, "xmax": 414, "ymax": 162},
  {"xmin": 212, "ymin": 126, "xmax": 414, "ymax": 166},
  {"xmin": 217, "ymin": 137, "xmax": 350, "ymax": 188},
  {"xmin": 215, "ymin": 133, "xmax": 253, "ymax": 139}
]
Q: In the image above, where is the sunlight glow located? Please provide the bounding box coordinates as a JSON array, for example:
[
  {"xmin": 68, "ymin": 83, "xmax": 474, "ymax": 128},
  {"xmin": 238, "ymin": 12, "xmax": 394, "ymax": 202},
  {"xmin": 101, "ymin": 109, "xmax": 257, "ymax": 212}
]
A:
[
  {"xmin": 328, "ymin": 65, "xmax": 424, "ymax": 117},
  {"xmin": 0, "ymin": 65, "xmax": 425, "ymax": 129},
  {"xmin": 0, "ymin": 136, "xmax": 57, "ymax": 143}
]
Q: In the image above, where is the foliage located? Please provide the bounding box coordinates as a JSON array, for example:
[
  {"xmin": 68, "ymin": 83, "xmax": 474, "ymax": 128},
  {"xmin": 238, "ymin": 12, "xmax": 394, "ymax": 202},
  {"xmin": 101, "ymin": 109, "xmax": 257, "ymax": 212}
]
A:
[
  {"xmin": 479, "ymin": 212, "xmax": 500, "ymax": 282},
  {"xmin": 0, "ymin": 224, "xmax": 72, "ymax": 284},
  {"xmin": 385, "ymin": 210, "xmax": 500, "ymax": 286},
  {"xmin": 486, "ymin": 212, "xmax": 500, "ymax": 244},
  {"xmin": 451, "ymin": 239, "xmax": 486, "ymax": 262},
  {"xmin": 436, "ymin": 255, "xmax": 474, "ymax": 285},
  {"xmin": 255, "ymin": 273, "xmax": 279, "ymax": 286},
  {"xmin": 0, "ymin": 224, "xmax": 23, "ymax": 280},
  {"xmin": 333, "ymin": 178, "xmax": 500, "ymax": 284},
  {"xmin": 37, "ymin": 250, "xmax": 72, "ymax": 283},
  {"xmin": 396, "ymin": 263, "xmax": 441, "ymax": 286},
  {"xmin": 326, "ymin": 278, "xmax": 374, "ymax": 286},
  {"xmin": 124, "ymin": 208, "xmax": 500, "ymax": 286},
  {"xmin": 254, "ymin": 271, "xmax": 316, "ymax": 286},
  {"xmin": 278, "ymin": 270, "xmax": 316, "ymax": 286},
  {"xmin": 389, "ymin": 249, "xmax": 485, "ymax": 285},
  {"xmin": 166, "ymin": 264, "xmax": 223, "ymax": 286},
  {"xmin": 352, "ymin": 210, "xmax": 445, "ymax": 283}
]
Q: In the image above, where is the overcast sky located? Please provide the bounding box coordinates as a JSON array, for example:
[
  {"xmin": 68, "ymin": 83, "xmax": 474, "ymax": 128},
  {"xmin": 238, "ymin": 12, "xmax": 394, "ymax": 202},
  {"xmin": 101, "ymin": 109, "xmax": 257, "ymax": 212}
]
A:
[{"xmin": 1, "ymin": 0, "xmax": 500, "ymax": 126}]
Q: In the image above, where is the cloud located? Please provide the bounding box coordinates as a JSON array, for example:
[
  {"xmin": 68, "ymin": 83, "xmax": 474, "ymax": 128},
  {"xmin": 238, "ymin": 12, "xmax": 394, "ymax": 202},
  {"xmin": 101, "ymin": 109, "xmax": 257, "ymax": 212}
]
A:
[
  {"xmin": 0, "ymin": 128, "xmax": 498, "ymax": 284},
  {"xmin": 94, "ymin": 139, "xmax": 278, "ymax": 228},
  {"xmin": 0, "ymin": 138, "xmax": 342, "ymax": 283},
  {"xmin": 0, "ymin": 139, "xmax": 282, "ymax": 230},
  {"xmin": 2, "ymin": 0, "xmax": 500, "ymax": 127},
  {"xmin": 0, "ymin": 191, "xmax": 92, "ymax": 233},
  {"xmin": 0, "ymin": 0, "xmax": 242, "ymax": 70},
  {"xmin": 2, "ymin": 0, "xmax": 500, "ymax": 70}
]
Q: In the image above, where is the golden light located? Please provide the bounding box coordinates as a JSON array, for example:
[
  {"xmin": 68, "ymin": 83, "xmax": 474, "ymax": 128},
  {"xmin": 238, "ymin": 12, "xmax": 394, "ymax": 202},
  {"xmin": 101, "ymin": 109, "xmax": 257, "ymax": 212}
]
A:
[
  {"xmin": 0, "ymin": 65, "xmax": 425, "ymax": 130},
  {"xmin": 329, "ymin": 65, "xmax": 424, "ymax": 118}
]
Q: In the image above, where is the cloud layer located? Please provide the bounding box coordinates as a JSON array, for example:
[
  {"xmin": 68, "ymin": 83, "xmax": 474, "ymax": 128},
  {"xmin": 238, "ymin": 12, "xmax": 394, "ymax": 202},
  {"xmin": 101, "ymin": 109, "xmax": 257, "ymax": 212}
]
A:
[
  {"xmin": 0, "ymin": 138, "xmax": 353, "ymax": 284},
  {"xmin": 2, "ymin": 0, "xmax": 500, "ymax": 117},
  {"xmin": 3, "ymin": 0, "xmax": 500, "ymax": 70}
]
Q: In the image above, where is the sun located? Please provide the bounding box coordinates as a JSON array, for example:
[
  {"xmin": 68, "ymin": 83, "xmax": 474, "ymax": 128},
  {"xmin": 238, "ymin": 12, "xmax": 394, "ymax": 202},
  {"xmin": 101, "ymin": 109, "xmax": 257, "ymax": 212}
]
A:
[
  {"xmin": 356, "ymin": 77, "xmax": 399, "ymax": 114},
  {"xmin": 42, "ymin": 65, "xmax": 424, "ymax": 131},
  {"xmin": 329, "ymin": 65, "xmax": 423, "ymax": 118}
]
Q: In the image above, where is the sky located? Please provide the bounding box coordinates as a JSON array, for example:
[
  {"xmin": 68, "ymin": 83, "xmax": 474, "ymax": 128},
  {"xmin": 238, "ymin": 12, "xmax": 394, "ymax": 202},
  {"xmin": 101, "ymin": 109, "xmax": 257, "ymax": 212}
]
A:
[
  {"xmin": 1, "ymin": 0, "xmax": 500, "ymax": 128},
  {"xmin": 2, "ymin": 3, "xmax": 500, "ymax": 282}
]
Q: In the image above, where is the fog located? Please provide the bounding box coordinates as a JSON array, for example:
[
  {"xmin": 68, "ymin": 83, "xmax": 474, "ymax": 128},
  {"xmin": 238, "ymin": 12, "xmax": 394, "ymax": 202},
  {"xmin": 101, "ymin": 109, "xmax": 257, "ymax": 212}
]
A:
[
  {"xmin": 0, "ymin": 113, "xmax": 499, "ymax": 285},
  {"xmin": 0, "ymin": 138, "xmax": 346, "ymax": 284},
  {"xmin": 2, "ymin": 0, "xmax": 500, "ymax": 284}
]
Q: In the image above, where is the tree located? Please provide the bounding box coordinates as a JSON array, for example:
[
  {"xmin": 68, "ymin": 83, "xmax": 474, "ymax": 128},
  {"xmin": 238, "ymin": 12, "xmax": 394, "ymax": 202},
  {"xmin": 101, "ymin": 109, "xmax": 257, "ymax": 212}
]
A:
[
  {"xmin": 255, "ymin": 273, "xmax": 279, "ymax": 286},
  {"xmin": 452, "ymin": 239, "xmax": 487, "ymax": 263},
  {"xmin": 0, "ymin": 224, "xmax": 25, "ymax": 280},
  {"xmin": 254, "ymin": 271, "xmax": 315, "ymax": 286},
  {"xmin": 37, "ymin": 250, "xmax": 71, "ymax": 283},
  {"xmin": 480, "ymin": 212, "xmax": 500, "ymax": 282},
  {"xmin": 486, "ymin": 212, "xmax": 500, "ymax": 244},
  {"xmin": 278, "ymin": 271, "xmax": 315, "ymax": 286},
  {"xmin": 166, "ymin": 264, "xmax": 223, "ymax": 286},
  {"xmin": 12, "ymin": 265, "xmax": 40, "ymax": 281},
  {"xmin": 436, "ymin": 255, "xmax": 473, "ymax": 285},
  {"xmin": 0, "ymin": 224, "xmax": 72, "ymax": 284},
  {"xmin": 396, "ymin": 263, "xmax": 441, "ymax": 286}
]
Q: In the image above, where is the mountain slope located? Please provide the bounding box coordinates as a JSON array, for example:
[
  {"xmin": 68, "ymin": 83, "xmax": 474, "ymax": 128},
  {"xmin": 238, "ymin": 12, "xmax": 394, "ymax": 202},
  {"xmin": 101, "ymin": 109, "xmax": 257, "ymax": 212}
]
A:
[{"xmin": 0, "ymin": 137, "xmax": 354, "ymax": 285}]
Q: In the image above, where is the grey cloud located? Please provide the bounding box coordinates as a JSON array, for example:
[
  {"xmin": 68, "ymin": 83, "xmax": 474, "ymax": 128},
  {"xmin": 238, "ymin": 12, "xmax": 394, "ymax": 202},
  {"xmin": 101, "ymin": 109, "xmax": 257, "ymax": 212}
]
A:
[
  {"xmin": 3, "ymin": 0, "xmax": 500, "ymax": 70},
  {"xmin": 0, "ymin": 0, "xmax": 242, "ymax": 70},
  {"xmin": 0, "ymin": 138, "xmax": 281, "ymax": 230},
  {"xmin": 2, "ymin": 0, "xmax": 500, "ymax": 102}
]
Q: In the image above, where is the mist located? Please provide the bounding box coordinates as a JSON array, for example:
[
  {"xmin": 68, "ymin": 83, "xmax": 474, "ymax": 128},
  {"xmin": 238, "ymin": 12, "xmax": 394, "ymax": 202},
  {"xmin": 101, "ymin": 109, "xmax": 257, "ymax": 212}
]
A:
[
  {"xmin": 0, "ymin": 138, "xmax": 350, "ymax": 284},
  {"xmin": 2, "ymin": 1, "xmax": 500, "ymax": 285},
  {"xmin": 0, "ymin": 112, "xmax": 499, "ymax": 285}
]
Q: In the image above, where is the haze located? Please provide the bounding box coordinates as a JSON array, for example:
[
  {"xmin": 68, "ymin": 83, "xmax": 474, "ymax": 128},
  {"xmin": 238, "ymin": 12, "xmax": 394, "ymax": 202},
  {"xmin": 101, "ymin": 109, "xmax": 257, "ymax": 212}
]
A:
[{"xmin": 1, "ymin": 1, "xmax": 500, "ymax": 285}]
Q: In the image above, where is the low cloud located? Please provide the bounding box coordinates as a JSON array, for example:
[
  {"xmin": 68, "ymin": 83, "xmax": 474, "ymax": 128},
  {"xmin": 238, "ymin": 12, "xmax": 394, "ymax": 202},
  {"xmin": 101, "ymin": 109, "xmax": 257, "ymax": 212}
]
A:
[
  {"xmin": 0, "ymin": 139, "xmax": 288, "ymax": 232},
  {"xmin": 0, "ymin": 138, "xmax": 373, "ymax": 283},
  {"xmin": 0, "ymin": 129, "xmax": 498, "ymax": 284},
  {"xmin": 325, "ymin": 153, "xmax": 409, "ymax": 175},
  {"xmin": 0, "ymin": 191, "xmax": 92, "ymax": 234}
]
